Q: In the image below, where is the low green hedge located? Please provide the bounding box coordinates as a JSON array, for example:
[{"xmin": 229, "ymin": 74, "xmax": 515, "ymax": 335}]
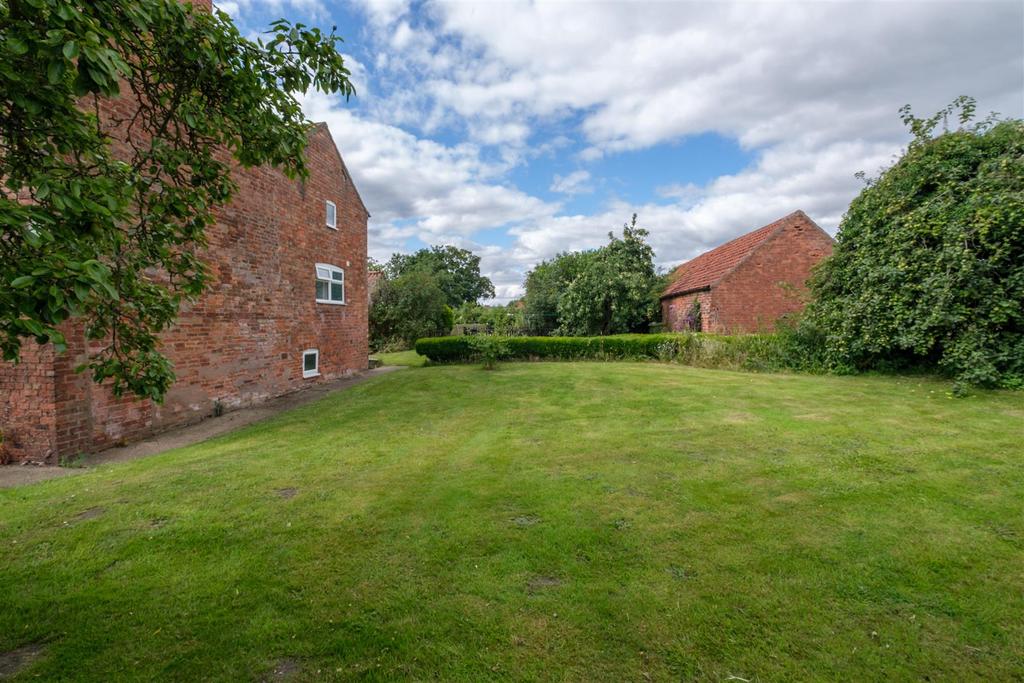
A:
[{"xmin": 415, "ymin": 332, "xmax": 825, "ymax": 373}]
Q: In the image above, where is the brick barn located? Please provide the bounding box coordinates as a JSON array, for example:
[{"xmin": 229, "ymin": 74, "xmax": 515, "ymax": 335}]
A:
[
  {"xmin": 661, "ymin": 211, "xmax": 833, "ymax": 334},
  {"xmin": 0, "ymin": 1, "xmax": 370, "ymax": 464}
]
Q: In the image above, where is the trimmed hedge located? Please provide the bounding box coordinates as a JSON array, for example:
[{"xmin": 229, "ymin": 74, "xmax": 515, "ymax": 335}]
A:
[{"xmin": 415, "ymin": 332, "xmax": 826, "ymax": 373}]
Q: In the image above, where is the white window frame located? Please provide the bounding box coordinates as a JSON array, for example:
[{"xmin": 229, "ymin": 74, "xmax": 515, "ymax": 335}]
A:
[
  {"xmin": 302, "ymin": 349, "xmax": 320, "ymax": 378},
  {"xmin": 325, "ymin": 200, "xmax": 337, "ymax": 230},
  {"xmin": 315, "ymin": 263, "xmax": 345, "ymax": 305}
]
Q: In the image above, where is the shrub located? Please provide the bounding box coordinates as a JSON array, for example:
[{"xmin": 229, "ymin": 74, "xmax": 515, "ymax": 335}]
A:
[
  {"xmin": 415, "ymin": 332, "xmax": 829, "ymax": 374},
  {"xmin": 806, "ymin": 99, "xmax": 1024, "ymax": 388},
  {"xmin": 468, "ymin": 335, "xmax": 509, "ymax": 370}
]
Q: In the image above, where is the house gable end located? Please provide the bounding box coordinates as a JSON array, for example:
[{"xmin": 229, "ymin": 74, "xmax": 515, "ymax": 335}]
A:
[{"xmin": 309, "ymin": 123, "xmax": 370, "ymax": 218}]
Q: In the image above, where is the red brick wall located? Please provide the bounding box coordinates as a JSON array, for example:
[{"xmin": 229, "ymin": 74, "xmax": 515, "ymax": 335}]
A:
[
  {"xmin": 661, "ymin": 290, "xmax": 713, "ymax": 332},
  {"xmin": 708, "ymin": 218, "xmax": 833, "ymax": 333},
  {"xmin": 1, "ymin": 125, "xmax": 369, "ymax": 462},
  {"xmin": 0, "ymin": 345, "xmax": 57, "ymax": 462},
  {"xmin": 662, "ymin": 216, "xmax": 833, "ymax": 334}
]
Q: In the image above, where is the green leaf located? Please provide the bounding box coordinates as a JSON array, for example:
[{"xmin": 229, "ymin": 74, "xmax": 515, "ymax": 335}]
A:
[
  {"xmin": 11, "ymin": 276, "xmax": 35, "ymax": 288},
  {"xmin": 6, "ymin": 37, "xmax": 29, "ymax": 56},
  {"xmin": 47, "ymin": 60, "xmax": 66, "ymax": 84},
  {"xmin": 63, "ymin": 41, "xmax": 79, "ymax": 59}
]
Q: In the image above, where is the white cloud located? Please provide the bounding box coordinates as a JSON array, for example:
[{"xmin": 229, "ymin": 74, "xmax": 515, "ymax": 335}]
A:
[
  {"xmin": 427, "ymin": 1, "xmax": 1023, "ymax": 154},
  {"xmin": 550, "ymin": 170, "xmax": 592, "ymax": 196},
  {"xmin": 290, "ymin": 0, "xmax": 1022, "ymax": 302},
  {"xmin": 299, "ymin": 92, "xmax": 560, "ymax": 267}
]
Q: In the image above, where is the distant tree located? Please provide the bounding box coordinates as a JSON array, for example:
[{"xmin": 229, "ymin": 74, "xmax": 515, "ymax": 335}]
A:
[
  {"xmin": 453, "ymin": 300, "xmax": 486, "ymax": 324},
  {"xmin": 384, "ymin": 245, "xmax": 494, "ymax": 307},
  {"xmin": 522, "ymin": 250, "xmax": 595, "ymax": 335},
  {"xmin": 0, "ymin": 0, "xmax": 355, "ymax": 400},
  {"xmin": 556, "ymin": 215, "xmax": 660, "ymax": 336},
  {"xmin": 806, "ymin": 97, "xmax": 1023, "ymax": 388},
  {"xmin": 452, "ymin": 301, "xmax": 524, "ymax": 335},
  {"xmin": 370, "ymin": 271, "xmax": 453, "ymax": 349}
]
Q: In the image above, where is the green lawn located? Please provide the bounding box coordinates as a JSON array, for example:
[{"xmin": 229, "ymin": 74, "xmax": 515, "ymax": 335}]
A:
[
  {"xmin": 373, "ymin": 349, "xmax": 427, "ymax": 367},
  {"xmin": 2, "ymin": 363, "xmax": 1022, "ymax": 680}
]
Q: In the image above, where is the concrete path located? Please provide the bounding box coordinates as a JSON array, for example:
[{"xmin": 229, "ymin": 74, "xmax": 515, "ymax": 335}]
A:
[{"xmin": 0, "ymin": 366, "xmax": 403, "ymax": 489}]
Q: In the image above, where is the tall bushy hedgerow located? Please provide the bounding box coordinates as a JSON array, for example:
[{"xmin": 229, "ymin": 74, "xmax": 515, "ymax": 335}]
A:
[{"xmin": 806, "ymin": 98, "xmax": 1024, "ymax": 388}]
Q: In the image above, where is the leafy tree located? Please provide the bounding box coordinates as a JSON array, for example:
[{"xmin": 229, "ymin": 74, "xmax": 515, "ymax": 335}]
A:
[
  {"xmin": 369, "ymin": 271, "xmax": 453, "ymax": 349},
  {"xmin": 522, "ymin": 250, "xmax": 594, "ymax": 335},
  {"xmin": 384, "ymin": 245, "xmax": 494, "ymax": 307},
  {"xmin": 806, "ymin": 97, "xmax": 1023, "ymax": 388},
  {"xmin": 556, "ymin": 215, "xmax": 660, "ymax": 336},
  {"xmin": 453, "ymin": 300, "xmax": 524, "ymax": 335},
  {"xmin": 452, "ymin": 300, "xmax": 486, "ymax": 325},
  {"xmin": 0, "ymin": 0, "xmax": 355, "ymax": 400}
]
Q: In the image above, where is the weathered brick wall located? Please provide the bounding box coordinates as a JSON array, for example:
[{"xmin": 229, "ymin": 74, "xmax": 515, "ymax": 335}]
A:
[
  {"xmin": 1, "ymin": 120, "xmax": 369, "ymax": 462},
  {"xmin": 0, "ymin": 345, "xmax": 57, "ymax": 462},
  {"xmin": 42, "ymin": 126, "xmax": 369, "ymax": 460},
  {"xmin": 661, "ymin": 291, "xmax": 713, "ymax": 332},
  {"xmin": 707, "ymin": 218, "xmax": 833, "ymax": 333},
  {"xmin": 4, "ymin": 0, "xmax": 364, "ymax": 463}
]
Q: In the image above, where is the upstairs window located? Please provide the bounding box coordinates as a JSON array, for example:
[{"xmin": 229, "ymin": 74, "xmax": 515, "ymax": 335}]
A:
[
  {"xmin": 302, "ymin": 349, "xmax": 320, "ymax": 378},
  {"xmin": 325, "ymin": 200, "xmax": 337, "ymax": 229},
  {"xmin": 315, "ymin": 264, "xmax": 345, "ymax": 304}
]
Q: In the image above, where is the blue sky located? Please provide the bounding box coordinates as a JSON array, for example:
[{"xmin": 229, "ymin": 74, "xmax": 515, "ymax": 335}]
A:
[{"xmin": 221, "ymin": 0, "xmax": 1024, "ymax": 301}]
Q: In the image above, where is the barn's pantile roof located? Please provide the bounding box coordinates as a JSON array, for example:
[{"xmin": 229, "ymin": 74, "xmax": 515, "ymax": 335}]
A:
[{"xmin": 662, "ymin": 211, "xmax": 809, "ymax": 298}]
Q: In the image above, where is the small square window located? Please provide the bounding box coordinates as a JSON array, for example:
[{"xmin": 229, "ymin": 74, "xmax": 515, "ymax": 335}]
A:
[
  {"xmin": 325, "ymin": 200, "xmax": 337, "ymax": 229},
  {"xmin": 302, "ymin": 349, "xmax": 320, "ymax": 378}
]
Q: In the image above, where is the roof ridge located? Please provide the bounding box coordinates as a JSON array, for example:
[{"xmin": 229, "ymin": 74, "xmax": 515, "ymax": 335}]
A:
[
  {"xmin": 310, "ymin": 122, "xmax": 371, "ymax": 218},
  {"xmin": 661, "ymin": 211, "xmax": 811, "ymax": 299}
]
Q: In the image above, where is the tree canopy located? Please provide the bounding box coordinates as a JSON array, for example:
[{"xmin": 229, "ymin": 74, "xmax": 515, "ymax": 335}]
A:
[
  {"xmin": 555, "ymin": 216, "xmax": 661, "ymax": 336},
  {"xmin": 0, "ymin": 0, "xmax": 355, "ymax": 400},
  {"xmin": 520, "ymin": 216, "xmax": 661, "ymax": 337},
  {"xmin": 384, "ymin": 245, "xmax": 495, "ymax": 307},
  {"xmin": 369, "ymin": 271, "xmax": 453, "ymax": 350},
  {"xmin": 806, "ymin": 97, "xmax": 1023, "ymax": 388},
  {"xmin": 522, "ymin": 250, "xmax": 594, "ymax": 335}
]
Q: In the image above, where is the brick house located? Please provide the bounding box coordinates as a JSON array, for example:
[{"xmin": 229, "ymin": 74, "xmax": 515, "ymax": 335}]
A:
[
  {"xmin": 0, "ymin": 1, "xmax": 370, "ymax": 463},
  {"xmin": 661, "ymin": 210, "xmax": 833, "ymax": 333}
]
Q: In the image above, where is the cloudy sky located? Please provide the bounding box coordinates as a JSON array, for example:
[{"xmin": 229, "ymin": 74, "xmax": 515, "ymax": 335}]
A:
[{"xmin": 221, "ymin": 0, "xmax": 1024, "ymax": 302}]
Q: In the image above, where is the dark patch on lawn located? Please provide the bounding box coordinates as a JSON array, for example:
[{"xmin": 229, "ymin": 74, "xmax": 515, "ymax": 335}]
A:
[
  {"xmin": 275, "ymin": 488, "xmax": 298, "ymax": 499},
  {"xmin": 612, "ymin": 518, "xmax": 632, "ymax": 530},
  {"xmin": 527, "ymin": 576, "xmax": 562, "ymax": 594},
  {"xmin": 0, "ymin": 643, "xmax": 46, "ymax": 678},
  {"xmin": 68, "ymin": 507, "xmax": 105, "ymax": 524},
  {"xmin": 667, "ymin": 566, "xmax": 696, "ymax": 580},
  {"xmin": 263, "ymin": 658, "xmax": 301, "ymax": 681},
  {"xmin": 149, "ymin": 517, "xmax": 169, "ymax": 528},
  {"xmin": 511, "ymin": 515, "xmax": 540, "ymax": 527}
]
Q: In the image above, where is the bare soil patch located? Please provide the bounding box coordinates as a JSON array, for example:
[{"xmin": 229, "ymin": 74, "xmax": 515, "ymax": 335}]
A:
[
  {"xmin": 527, "ymin": 576, "xmax": 562, "ymax": 594},
  {"xmin": 69, "ymin": 507, "xmax": 105, "ymax": 524},
  {"xmin": 0, "ymin": 643, "xmax": 46, "ymax": 679},
  {"xmin": 511, "ymin": 515, "xmax": 540, "ymax": 527},
  {"xmin": 263, "ymin": 658, "xmax": 301, "ymax": 681}
]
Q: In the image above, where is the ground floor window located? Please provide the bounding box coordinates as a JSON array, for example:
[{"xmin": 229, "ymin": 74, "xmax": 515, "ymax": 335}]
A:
[{"xmin": 302, "ymin": 349, "xmax": 320, "ymax": 378}]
